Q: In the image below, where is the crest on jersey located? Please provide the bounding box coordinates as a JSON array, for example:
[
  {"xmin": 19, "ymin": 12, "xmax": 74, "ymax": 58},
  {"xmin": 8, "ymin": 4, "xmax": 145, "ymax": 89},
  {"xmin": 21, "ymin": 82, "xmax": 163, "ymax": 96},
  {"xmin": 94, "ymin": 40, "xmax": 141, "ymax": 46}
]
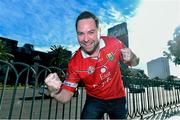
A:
[
  {"xmin": 106, "ymin": 52, "xmax": 114, "ymax": 61},
  {"xmin": 87, "ymin": 66, "xmax": 95, "ymax": 74}
]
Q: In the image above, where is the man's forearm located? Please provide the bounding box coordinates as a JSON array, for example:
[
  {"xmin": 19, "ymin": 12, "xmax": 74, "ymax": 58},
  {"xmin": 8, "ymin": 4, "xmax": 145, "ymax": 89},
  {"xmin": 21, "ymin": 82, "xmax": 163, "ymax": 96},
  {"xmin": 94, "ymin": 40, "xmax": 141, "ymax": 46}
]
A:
[{"xmin": 53, "ymin": 89, "xmax": 74, "ymax": 104}]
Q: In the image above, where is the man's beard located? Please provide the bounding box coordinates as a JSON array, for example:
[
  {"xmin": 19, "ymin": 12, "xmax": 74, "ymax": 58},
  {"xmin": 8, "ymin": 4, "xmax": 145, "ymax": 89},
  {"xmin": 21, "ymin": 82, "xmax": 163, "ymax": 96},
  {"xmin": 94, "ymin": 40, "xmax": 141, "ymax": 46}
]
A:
[{"xmin": 81, "ymin": 42, "xmax": 99, "ymax": 55}]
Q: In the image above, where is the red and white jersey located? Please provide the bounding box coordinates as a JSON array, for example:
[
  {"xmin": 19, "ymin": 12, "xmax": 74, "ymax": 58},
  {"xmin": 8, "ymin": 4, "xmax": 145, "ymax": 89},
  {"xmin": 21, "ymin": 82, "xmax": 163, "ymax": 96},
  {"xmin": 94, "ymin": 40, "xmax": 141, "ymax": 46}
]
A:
[{"xmin": 62, "ymin": 36, "xmax": 126, "ymax": 100}]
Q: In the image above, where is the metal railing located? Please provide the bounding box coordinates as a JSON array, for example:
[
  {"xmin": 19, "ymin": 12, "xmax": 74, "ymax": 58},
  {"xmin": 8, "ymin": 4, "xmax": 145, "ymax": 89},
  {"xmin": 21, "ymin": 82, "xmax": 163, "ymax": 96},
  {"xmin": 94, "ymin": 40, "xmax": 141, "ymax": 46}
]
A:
[{"xmin": 0, "ymin": 59, "xmax": 180, "ymax": 119}]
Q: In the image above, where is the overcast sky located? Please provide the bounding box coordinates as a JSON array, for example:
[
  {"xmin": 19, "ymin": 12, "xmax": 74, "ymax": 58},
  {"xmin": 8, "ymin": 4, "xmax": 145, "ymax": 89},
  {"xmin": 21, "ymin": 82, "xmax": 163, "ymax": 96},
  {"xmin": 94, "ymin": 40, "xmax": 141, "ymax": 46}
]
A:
[
  {"xmin": 126, "ymin": 0, "xmax": 180, "ymax": 77},
  {"xmin": 0, "ymin": 0, "xmax": 179, "ymax": 77}
]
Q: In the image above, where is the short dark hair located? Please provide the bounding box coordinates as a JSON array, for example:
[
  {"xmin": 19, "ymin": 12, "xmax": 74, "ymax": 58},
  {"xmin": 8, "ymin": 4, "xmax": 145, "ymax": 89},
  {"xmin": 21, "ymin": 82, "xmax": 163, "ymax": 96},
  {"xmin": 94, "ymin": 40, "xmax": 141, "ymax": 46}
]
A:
[{"xmin": 75, "ymin": 11, "xmax": 99, "ymax": 30}]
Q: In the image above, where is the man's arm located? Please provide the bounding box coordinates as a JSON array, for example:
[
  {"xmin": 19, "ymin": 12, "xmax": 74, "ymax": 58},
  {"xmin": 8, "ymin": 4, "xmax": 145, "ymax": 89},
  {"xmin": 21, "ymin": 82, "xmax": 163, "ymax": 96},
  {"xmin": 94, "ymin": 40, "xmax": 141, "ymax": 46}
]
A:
[
  {"xmin": 45, "ymin": 73, "xmax": 74, "ymax": 103},
  {"xmin": 52, "ymin": 89, "xmax": 74, "ymax": 103}
]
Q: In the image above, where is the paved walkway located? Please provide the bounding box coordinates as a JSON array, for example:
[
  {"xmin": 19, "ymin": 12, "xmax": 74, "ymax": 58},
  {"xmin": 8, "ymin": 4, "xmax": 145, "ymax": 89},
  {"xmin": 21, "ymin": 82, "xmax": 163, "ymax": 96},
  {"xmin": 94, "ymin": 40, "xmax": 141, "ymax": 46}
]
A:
[{"xmin": 145, "ymin": 106, "xmax": 180, "ymax": 120}]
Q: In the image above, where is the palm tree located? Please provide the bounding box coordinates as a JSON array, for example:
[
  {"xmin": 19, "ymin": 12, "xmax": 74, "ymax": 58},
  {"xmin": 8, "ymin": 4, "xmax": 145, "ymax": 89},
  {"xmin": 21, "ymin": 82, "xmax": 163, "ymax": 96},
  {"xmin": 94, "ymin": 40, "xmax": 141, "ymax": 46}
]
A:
[
  {"xmin": 0, "ymin": 39, "xmax": 14, "ymax": 61},
  {"xmin": 48, "ymin": 45, "xmax": 71, "ymax": 68}
]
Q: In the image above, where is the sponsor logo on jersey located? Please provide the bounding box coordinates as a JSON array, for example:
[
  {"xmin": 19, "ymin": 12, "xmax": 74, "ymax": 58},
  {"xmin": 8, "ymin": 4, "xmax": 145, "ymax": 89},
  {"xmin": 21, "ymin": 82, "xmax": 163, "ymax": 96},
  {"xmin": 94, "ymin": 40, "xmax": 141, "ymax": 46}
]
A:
[
  {"xmin": 87, "ymin": 66, "xmax": 95, "ymax": 74},
  {"xmin": 106, "ymin": 52, "xmax": 114, "ymax": 61}
]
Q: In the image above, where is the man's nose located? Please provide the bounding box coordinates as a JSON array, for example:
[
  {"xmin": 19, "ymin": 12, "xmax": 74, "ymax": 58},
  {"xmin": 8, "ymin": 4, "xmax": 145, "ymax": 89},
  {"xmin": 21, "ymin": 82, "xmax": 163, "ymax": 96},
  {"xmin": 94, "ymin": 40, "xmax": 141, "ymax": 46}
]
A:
[{"xmin": 84, "ymin": 34, "xmax": 89, "ymax": 42}]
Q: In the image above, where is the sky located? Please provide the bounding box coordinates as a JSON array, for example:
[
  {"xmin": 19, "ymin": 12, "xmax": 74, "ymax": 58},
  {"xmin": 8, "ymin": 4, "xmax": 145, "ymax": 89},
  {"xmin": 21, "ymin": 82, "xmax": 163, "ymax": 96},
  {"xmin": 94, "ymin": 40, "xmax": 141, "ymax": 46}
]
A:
[{"xmin": 0, "ymin": 0, "xmax": 179, "ymax": 77}]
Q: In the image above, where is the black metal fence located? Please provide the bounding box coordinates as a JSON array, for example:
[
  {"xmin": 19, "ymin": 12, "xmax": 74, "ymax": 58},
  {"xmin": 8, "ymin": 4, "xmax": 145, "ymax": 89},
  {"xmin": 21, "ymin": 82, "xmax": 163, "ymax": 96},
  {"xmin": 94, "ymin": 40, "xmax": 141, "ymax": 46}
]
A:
[{"xmin": 0, "ymin": 59, "xmax": 180, "ymax": 119}]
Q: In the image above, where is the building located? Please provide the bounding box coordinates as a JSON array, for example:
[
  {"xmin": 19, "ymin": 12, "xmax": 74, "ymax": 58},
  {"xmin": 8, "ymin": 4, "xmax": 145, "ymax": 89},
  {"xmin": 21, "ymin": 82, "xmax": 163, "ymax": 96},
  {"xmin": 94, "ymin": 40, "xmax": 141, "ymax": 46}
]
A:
[
  {"xmin": 0, "ymin": 36, "xmax": 71, "ymax": 66},
  {"xmin": 107, "ymin": 22, "xmax": 129, "ymax": 70},
  {"xmin": 0, "ymin": 37, "xmax": 18, "ymax": 55},
  {"xmin": 108, "ymin": 22, "xmax": 129, "ymax": 47},
  {"xmin": 147, "ymin": 57, "xmax": 170, "ymax": 79}
]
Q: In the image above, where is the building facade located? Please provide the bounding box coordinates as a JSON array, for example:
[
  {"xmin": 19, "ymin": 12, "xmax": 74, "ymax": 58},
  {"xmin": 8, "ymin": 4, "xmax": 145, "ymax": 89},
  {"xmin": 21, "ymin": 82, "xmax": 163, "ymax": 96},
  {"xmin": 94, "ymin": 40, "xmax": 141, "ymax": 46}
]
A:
[
  {"xmin": 108, "ymin": 22, "xmax": 129, "ymax": 47},
  {"xmin": 147, "ymin": 57, "xmax": 170, "ymax": 79}
]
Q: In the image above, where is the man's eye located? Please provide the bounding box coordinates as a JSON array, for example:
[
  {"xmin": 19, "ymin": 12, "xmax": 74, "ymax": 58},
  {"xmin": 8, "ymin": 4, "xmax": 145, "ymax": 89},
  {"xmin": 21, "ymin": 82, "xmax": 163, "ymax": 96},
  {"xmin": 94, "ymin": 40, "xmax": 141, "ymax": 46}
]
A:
[
  {"xmin": 89, "ymin": 31, "xmax": 95, "ymax": 34},
  {"xmin": 78, "ymin": 33, "xmax": 83, "ymax": 36}
]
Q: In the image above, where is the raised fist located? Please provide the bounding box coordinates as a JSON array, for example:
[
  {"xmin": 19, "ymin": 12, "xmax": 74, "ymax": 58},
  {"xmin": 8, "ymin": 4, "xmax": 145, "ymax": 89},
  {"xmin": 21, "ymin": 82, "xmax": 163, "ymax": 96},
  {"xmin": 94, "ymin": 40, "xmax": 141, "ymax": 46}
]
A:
[
  {"xmin": 44, "ymin": 73, "xmax": 62, "ymax": 96},
  {"xmin": 120, "ymin": 48, "xmax": 134, "ymax": 62}
]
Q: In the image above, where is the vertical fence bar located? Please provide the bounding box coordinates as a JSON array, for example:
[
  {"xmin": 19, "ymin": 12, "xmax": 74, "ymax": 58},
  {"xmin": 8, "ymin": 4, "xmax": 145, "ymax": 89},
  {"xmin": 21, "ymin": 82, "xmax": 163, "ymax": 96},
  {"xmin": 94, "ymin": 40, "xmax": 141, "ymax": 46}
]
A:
[
  {"xmin": 8, "ymin": 78, "xmax": 19, "ymax": 119},
  {"xmin": 0, "ymin": 66, "xmax": 10, "ymax": 110},
  {"xmin": 68, "ymin": 100, "xmax": 72, "ymax": 119}
]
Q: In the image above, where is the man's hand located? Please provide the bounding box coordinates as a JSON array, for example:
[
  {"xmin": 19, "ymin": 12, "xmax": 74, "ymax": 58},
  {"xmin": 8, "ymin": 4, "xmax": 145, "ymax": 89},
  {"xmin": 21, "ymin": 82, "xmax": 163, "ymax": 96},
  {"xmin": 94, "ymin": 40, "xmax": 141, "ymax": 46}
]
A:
[
  {"xmin": 121, "ymin": 48, "xmax": 139, "ymax": 66},
  {"xmin": 121, "ymin": 48, "xmax": 134, "ymax": 62},
  {"xmin": 44, "ymin": 73, "xmax": 62, "ymax": 97}
]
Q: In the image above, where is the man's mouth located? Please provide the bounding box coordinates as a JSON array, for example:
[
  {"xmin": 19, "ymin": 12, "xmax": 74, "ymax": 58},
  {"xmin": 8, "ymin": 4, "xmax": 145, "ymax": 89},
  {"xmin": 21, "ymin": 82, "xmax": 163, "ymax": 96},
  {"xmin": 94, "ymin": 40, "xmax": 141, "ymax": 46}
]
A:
[{"xmin": 83, "ymin": 42, "xmax": 94, "ymax": 48}]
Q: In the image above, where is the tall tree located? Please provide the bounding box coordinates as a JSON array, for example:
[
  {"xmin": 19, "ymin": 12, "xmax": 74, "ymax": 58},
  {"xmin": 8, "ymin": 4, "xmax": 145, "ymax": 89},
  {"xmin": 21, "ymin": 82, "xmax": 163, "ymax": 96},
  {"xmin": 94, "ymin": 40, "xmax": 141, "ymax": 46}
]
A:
[
  {"xmin": 163, "ymin": 25, "xmax": 180, "ymax": 65},
  {"xmin": 0, "ymin": 39, "xmax": 14, "ymax": 61}
]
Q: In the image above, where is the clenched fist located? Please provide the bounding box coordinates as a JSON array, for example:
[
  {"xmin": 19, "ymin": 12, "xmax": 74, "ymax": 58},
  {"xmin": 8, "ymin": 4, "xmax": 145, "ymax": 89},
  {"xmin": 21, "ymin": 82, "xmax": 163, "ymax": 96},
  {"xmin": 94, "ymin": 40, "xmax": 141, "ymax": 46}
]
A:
[
  {"xmin": 44, "ymin": 73, "xmax": 62, "ymax": 97},
  {"xmin": 121, "ymin": 48, "xmax": 134, "ymax": 62}
]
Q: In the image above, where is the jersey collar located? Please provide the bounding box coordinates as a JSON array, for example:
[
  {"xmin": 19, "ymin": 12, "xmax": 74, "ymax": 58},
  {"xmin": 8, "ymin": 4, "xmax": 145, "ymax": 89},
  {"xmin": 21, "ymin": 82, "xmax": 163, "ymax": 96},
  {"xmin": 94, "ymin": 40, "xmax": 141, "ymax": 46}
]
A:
[{"xmin": 81, "ymin": 38, "xmax": 105, "ymax": 58}]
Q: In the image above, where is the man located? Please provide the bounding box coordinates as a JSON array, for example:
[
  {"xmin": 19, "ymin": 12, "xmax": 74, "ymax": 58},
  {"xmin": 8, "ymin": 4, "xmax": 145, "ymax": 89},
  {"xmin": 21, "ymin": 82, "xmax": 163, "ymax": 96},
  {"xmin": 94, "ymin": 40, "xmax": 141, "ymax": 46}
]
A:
[{"xmin": 45, "ymin": 11, "xmax": 139, "ymax": 119}]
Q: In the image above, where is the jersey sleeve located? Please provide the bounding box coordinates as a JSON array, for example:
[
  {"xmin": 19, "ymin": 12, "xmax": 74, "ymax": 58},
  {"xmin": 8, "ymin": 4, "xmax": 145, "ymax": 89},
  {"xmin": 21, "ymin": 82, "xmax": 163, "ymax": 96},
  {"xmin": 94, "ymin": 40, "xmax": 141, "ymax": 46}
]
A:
[
  {"xmin": 62, "ymin": 61, "xmax": 80, "ymax": 93},
  {"xmin": 102, "ymin": 36, "xmax": 127, "ymax": 65},
  {"xmin": 117, "ymin": 40, "xmax": 126, "ymax": 62}
]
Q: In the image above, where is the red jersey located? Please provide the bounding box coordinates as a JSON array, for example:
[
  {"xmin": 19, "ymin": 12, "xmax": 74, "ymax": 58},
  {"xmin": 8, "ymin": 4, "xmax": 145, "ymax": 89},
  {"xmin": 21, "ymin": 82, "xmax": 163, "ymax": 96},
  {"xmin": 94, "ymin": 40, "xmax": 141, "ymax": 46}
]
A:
[{"xmin": 62, "ymin": 36, "xmax": 126, "ymax": 100}]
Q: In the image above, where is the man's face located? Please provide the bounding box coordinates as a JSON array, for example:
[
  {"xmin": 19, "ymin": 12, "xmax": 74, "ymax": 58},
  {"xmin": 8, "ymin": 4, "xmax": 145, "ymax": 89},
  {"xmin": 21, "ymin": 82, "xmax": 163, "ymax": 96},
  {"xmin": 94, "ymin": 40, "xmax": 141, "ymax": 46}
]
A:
[{"xmin": 77, "ymin": 18, "xmax": 100, "ymax": 55}]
